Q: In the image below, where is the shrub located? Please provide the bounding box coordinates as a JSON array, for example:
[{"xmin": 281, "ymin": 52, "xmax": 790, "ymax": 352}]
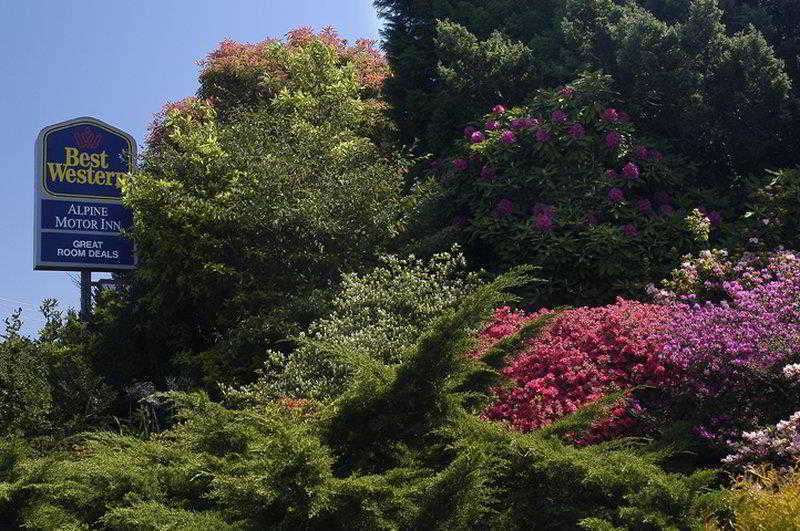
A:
[
  {"xmin": 481, "ymin": 299, "xmax": 674, "ymax": 441},
  {"xmin": 198, "ymin": 27, "xmax": 389, "ymax": 116},
  {"xmin": 421, "ymin": 71, "xmax": 721, "ymax": 305},
  {"xmin": 722, "ymin": 409, "xmax": 800, "ymax": 472},
  {"xmin": 0, "ymin": 271, "xmax": 725, "ymax": 529},
  {"xmin": 223, "ymin": 247, "xmax": 484, "ymax": 403},
  {"xmin": 739, "ymin": 168, "xmax": 800, "ymax": 252},
  {"xmin": 104, "ymin": 28, "xmax": 408, "ymax": 387},
  {"xmin": 707, "ymin": 466, "xmax": 800, "ymax": 530},
  {"xmin": 377, "ymin": 0, "xmax": 798, "ymax": 179},
  {"xmin": 639, "ymin": 249, "xmax": 800, "ymax": 450},
  {"xmin": 0, "ymin": 302, "xmax": 112, "ymax": 440}
]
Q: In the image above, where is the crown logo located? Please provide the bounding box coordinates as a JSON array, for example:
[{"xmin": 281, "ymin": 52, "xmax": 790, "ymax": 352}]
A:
[{"xmin": 73, "ymin": 127, "xmax": 103, "ymax": 150}]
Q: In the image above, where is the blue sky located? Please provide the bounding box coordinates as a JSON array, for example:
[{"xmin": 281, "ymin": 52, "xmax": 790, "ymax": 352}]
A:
[{"xmin": 0, "ymin": 1, "xmax": 382, "ymax": 334}]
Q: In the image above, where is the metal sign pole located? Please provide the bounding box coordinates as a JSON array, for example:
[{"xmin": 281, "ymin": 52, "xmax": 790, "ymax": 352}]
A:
[{"xmin": 80, "ymin": 270, "xmax": 92, "ymax": 321}]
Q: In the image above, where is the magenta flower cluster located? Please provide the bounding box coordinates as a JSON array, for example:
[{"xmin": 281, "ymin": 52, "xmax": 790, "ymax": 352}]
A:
[
  {"xmin": 606, "ymin": 131, "xmax": 622, "ymax": 148},
  {"xmin": 657, "ymin": 251, "xmax": 800, "ymax": 396},
  {"xmin": 568, "ymin": 123, "xmax": 586, "ymax": 138},
  {"xmin": 607, "ymin": 187, "xmax": 624, "ymax": 202},
  {"xmin": 622, "ymin": 162, "xmax": 640, "ymax": 179}
]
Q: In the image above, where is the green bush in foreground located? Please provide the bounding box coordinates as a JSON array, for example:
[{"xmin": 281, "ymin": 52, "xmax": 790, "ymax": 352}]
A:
[
  {"xmin": 0, "ymin": 303, "xmax": 112, "ymax": 442},
  {"xmin": 0, "ymin": 271, "xmax": 724, "ymax": 529}
]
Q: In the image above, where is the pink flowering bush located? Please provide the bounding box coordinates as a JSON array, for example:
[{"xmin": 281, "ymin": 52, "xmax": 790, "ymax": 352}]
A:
[
  {"xmin": 481, "ymin": 299, "xmax": 674, "ymax": 442},
  {"xmin": 426, "ymin": 72, "xmax": 724, "ymax": 306},
  {"xmin": 639, "ymin": 250, "xmax": 800, "ymax": 452}
]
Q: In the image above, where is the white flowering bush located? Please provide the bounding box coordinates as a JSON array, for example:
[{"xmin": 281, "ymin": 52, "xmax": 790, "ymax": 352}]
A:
[
  {"xmin": 224, "ymin": 247, "xmax": 484, "ymax": 403},
  {"xmin": 723, "ymin": 410, "xmax": 800, "ymax": 472}
]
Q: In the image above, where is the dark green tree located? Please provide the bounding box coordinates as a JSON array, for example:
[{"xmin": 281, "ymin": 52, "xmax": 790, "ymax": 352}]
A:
[{"xmin": 376, "ymin": 0, "xmax": 798, "ymax": 180}]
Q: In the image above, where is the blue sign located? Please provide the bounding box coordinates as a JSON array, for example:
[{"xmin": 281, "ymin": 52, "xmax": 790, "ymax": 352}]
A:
[
  {"xmin": 40, "ymin": 233, "xmax": 135, "ymax": 267},
  {"xmin": 42, "ymin": 122, "xmax": 132, "ymax": 199},
  {"xmin": 35, "ymin": 117, "xmax": 137, "ymax": 271},
  {"xmin": 41, "ymin": 199, "xmax": 133, "ymax": 233}
]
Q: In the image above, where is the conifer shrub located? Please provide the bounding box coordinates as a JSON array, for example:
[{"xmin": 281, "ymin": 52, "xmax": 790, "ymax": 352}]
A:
[
  {"xmin": 421, "ymin": 72, "xmax": 722, "ymax": 305},
  {"xmin": 0, "ymin": 269, "xmax": 726, "ymax": 529}
]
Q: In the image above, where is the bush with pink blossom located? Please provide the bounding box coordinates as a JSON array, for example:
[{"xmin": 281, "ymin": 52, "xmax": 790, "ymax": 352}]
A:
[
  {"xmin": 422, "ymin": 72, "xmax": 725, "ymax": 306},
  {"xmin": 638, "ymin": 249, "xmax": 800, "ymax": 453},
  {"xmin": 480, "ymin": 299, "xmax": 674, "ymax": 442}
]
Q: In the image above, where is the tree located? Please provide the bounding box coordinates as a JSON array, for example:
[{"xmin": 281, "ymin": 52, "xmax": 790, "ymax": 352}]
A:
[
  {"xmin": 94, "ymin": 29, "xmax": 409, "ymax": 387},
  {"xmin": 375, "ymin": 0, "xmax": 798, "ymax": 181}
]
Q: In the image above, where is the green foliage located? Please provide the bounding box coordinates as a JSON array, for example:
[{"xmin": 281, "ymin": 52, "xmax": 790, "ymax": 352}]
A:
[
  {"xmin": 224, "ymin": 247, "xmax": 484, "ymax": 403},
  {"xmin": 0, "ymin": 302, "xmax": 112, "ymax": 440},
  {"xmin": 739, "ymin": 167, "xmax": 800, "ymax": 251},
  {"xmin": 376, "ymin": 0, "xmax": 798, "ymax": 179},
  {"xmin": 0, "ymin": 268, "xmax": 725, "ymax": 529},
  {"xmin": 416, "ymin": 72, "xmax": 720, "ymax": 305},
  {"xmin": 100, "ymin": 32, "xmax": 409, "ymax": 387}
]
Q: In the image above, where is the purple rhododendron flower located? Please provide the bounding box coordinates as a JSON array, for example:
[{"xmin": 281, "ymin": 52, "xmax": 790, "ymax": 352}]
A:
[
  {"xmin": 529, "ymin": 118, "xmax": 542, "ymax": 128},
  {"xmin": 534, "ymin": 213, "xmax": 553, "ymax": 231},
  {"xmin": 492, "ymin": 104, "xmax": 507, "ymax": 114},
  {"xmin": 551, "ymin": 110, "xmax": 568, "ymax": 122},
  {"xmin": 608, "ymin": 188, "xmax": 625, "ymax": 202},
  {"xmin": 453, "ymin": 158, "xmax": 468, "ymax": 171},
  {"xmin": 606, "ymin": 169, "xmax": 619, "ymax": 179},
  {"xmin": 480, "ymin": 166, "xmax": 497, "ymax": 180},
  {"xmin": 470, "ymin": 131, "xmax": 486, "ymax": 144},
  {"xmin": 486, "ymin": 119, "xmax": 500, "ymax": 131},
  {"xmin": 495, "ymin": 199, "xmax": 514, "ymax": 216},
  {"xmin": 623, "ymin": 162, "xmax": 640, "ymax": 179},
  {"xmin": 601, "ymin": 108, "xmax": 620, "ymax": 122},
  {"xmin": 568, "ymin": 123, "xmax": 586, "ymax": 138},
  {"xmin": 606, "ymin": 131, "xmax": 622, "ymax": 148},
  {"xmin": 659, "ymin": 204, "xmax": 674, "ymax": 215},
  {"xmin": 502, "ymin": 130, "xmax": 517, "ymax": 144},
  {"xmin": 621, "ymin": 223, "xmax": 639, "ymax": 236},
  {"xmin": 636, "ymin": 199, "xmax": 653, "ymax": 213},
  {"xmin": 511, "ymin": 119, "xmax": 525, "ymax": 129},
  {"xmin": 464, "ymin": 126, "xmax": 477, "ymax": 139},
  {"xmin": 560, "ymin": 87, "xmax": 576, "ymax": 96},
  {"xmin": 536, "ymin": 129, "xmax": 552, "ymax": 143},
  {"xmin": 635, "ymin": 146, "xmax": 649, "ymax": 159},
  {"xmin": 585, "ymin": 212, "xmax": 599, "ymax": 226}
]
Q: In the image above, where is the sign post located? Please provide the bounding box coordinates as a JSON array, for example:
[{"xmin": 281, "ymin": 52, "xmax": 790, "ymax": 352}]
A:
[{"xmin": 34, "ymin": 117, "xmax": 137, "ymax": 320}]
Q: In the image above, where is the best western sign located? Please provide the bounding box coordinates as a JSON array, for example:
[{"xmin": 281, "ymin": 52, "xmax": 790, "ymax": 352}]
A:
[{"xmin": 34, "ymin": 117, "xmax": 137, "ymax": 271}]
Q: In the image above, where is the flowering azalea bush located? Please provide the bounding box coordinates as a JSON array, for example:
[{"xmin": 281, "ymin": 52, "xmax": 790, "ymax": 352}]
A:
[
  {"xmin": 722, "ymin": 409, "xmax": 800, "ymax": 472},
  {"xmin": 427, "ymin": 72, "xmax": 724, "ymax": 306},
  {"xmin": 481, "ymin": 299, "xmax": 674, "ymax": 442},
  {"xmin": 638, "ymin": 249, "xmax": 800, "ymax": 451}
]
